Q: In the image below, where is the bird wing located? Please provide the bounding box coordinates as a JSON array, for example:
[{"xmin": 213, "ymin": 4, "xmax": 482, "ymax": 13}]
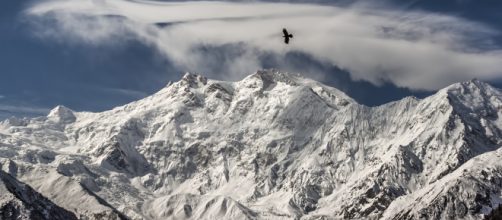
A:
[
  {"xmin": 284, "ymin": 37, "xmax": 289, "ymax": 44},
  {"xmin": 282, "ymin": 28, "xmax": 288, "ymax": 36}
]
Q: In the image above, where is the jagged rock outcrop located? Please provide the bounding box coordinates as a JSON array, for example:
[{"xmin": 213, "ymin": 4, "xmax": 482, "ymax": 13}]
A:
[{"xmin": 0, "ymin": 169, "xmax": 77, "ymax": 220}]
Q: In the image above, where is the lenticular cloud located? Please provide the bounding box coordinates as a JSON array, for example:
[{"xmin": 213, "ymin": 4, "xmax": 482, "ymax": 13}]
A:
[{"xmin": 25, "ymin": 0, "xmax": 502, "ymax": 90}]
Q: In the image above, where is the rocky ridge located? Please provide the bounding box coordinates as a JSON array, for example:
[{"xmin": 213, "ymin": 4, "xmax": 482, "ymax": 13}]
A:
[{"xmin": 0, "ymin": 70, "xmax": 501, "ymax": 219}]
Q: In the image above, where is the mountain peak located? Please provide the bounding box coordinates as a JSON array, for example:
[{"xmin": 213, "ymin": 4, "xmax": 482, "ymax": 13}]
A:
[
  {"xmin": 442, "ymin": 78, "xmax": 500, "ymax": 102},
  {"xmin": 444, "ymin": 78, "xmax": 491, "ymax": 92},
  {"xmin": 252, "ymin": 69, "xmax": 303, "ymax": 86},
  {"xmin": 424, "ymin": 78, "xmax": 499, "ymax": 106},
  {"xmin": 181, "ymin": 72, "xmax": 208, "ymax": 88},
  {"xmin": 47, "ymin": 105, "xmax": 76, "ymax": 123}
]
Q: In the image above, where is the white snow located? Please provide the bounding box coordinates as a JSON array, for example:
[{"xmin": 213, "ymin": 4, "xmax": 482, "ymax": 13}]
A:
[{"xmin": 1, "ymin": 70, "xmax": 502, "ymax": 219}]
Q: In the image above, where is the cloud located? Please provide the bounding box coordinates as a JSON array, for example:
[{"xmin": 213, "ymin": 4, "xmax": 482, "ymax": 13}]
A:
[
  {"xmin": 98, "ymin": 87, "xmax": 149, "ymax": 99},
  {"xmin": 0, "ymin": 104, "xmax": 50, "ymax": 116},
  {"xmin": 24, "ymin": 0, "xmax": 502, "ymax": 90}
]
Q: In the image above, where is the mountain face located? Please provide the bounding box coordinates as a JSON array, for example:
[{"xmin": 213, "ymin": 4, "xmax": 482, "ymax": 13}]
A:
[
  {"xmin": 1, "ymin": 70, "xmax": 502, "ymax": 219},
  {"xmin": 0, "ymin": 169, "xmax": 78, "ymax": 220}
]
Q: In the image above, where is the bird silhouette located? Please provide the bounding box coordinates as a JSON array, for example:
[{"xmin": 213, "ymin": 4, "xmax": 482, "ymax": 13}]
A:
[{"xmin": 282, "ymin": 28, "xmax": 293, "ymax": 44}]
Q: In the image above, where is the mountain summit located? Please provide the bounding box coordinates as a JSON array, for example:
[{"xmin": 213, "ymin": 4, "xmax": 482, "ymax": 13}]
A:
[{"xmin": 1, "ymin": 70, "xmax": 502, "ymax": 219}]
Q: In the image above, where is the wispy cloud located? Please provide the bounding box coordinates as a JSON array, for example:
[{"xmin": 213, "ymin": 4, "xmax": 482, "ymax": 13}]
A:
[
  {"xmin": 99, "ymin": 87, "xmax": 149, "ymax": 99},
  {"xmin": 0, "ymin": 104, "xmax": 50, "ymax": 116},
  {"xmin": 24, "ymin": 0, "xmax": 502, "ymax": 90}
]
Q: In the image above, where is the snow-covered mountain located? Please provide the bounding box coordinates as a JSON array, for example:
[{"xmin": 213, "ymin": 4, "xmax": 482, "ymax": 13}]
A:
[{"xmin": 1, "ymin": 70, "xmax": 502, "ymax": 219}]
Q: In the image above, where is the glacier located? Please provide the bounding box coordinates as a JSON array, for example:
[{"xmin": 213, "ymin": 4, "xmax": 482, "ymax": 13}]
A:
[{"xmin": 1, "ymin": 70, "xmax": 502, "ymax": 219}]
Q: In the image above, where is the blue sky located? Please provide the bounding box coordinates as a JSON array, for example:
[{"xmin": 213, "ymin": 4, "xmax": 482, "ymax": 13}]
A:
[{"xmin": 1, "ymin": 0, "xmax": 502, "ymax": 119}]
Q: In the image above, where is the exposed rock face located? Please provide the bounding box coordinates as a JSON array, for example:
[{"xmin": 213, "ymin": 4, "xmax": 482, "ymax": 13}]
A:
[
  {"xmin": 0, "ymin": 70, "xmax": 502, "ymax": 219},
  {"xmin": 0, "ymin": 170, "xmax": 77, "ymax": 220}
]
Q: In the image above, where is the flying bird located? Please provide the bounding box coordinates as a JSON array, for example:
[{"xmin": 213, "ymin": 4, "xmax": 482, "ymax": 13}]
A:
[{"xmin": 282, "ymin": 28, "xmax": 293, "ymax": 44}]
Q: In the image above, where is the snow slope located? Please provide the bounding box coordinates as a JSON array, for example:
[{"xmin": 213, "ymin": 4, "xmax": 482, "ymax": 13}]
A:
[
  {"xmin": 0, "ymin": 169, "xmax": 77, "ymax": 220},
  {"xmin": 1, "ymin": 70, "xmax": 502, "ymax": 219}
]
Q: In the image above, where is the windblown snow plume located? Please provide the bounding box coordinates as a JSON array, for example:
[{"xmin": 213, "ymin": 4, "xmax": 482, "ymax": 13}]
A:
[
  {"xmin": 25, "ymin": 0, "xmax": 502, "ymax": 90},
  {"xmin": 1, "ymin": 70, "xmax": 502, "ymax": 219}
]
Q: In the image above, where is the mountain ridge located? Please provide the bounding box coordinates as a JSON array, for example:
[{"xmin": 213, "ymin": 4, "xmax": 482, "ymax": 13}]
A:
[{"xmin": 1, "ymin": 69, "xmax": 502, "ymax": 219}]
